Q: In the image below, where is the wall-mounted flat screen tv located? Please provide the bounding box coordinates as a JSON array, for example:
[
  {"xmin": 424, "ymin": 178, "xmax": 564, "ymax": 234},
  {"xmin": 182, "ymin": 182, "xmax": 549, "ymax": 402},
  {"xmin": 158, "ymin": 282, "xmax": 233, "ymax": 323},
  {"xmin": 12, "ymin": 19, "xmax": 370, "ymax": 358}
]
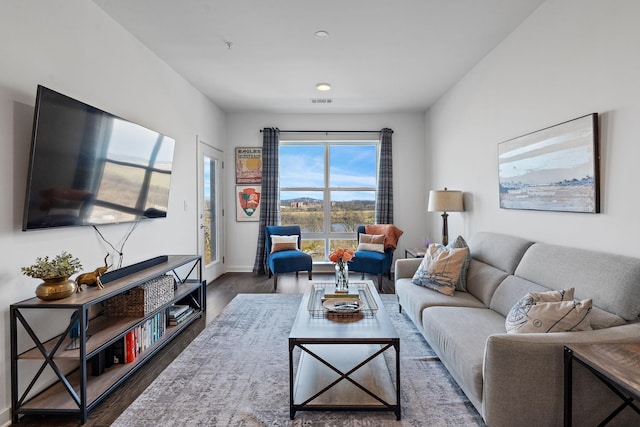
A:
[{"xmin": 22, "ymin": 85, "xmax": 176, "ymax": 231}]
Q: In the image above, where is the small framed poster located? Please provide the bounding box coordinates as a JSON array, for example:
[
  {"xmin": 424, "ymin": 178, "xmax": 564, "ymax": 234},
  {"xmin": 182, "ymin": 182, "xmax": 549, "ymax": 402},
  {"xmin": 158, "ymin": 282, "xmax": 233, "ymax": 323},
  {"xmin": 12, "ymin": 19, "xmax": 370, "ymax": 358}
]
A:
[
  {"xmin": 235, "ymin": 147, "xmax": 262, "ymax": 184},
  {"xmin": 236, "ymin": 185, "xmax": 261, "ymax": 222}
]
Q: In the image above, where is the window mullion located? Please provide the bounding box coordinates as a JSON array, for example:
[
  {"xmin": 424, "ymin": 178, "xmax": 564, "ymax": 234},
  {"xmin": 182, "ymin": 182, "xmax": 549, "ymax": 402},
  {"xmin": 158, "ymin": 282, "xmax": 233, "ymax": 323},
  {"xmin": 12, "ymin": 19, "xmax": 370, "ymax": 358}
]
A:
[{"xmin": 323, "ymin": 143, "xmax": 331, "ymax": 259}]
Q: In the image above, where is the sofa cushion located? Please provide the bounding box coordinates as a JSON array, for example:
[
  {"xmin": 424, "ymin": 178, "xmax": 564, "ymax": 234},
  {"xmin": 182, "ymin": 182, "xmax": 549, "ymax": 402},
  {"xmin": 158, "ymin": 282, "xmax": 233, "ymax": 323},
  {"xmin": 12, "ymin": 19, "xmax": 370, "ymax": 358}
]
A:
[
  {"xmin": 465, "ymin": 259, "xmax": 509, "ymax": 307},
  {"xmin": 515, "ymin": 243, "xmax": 640, "ymax": 320},
  {"xmin": 489, "ymin": 275, "xmax": 554, "ymax": 318},
  {"xmin": 270, "ymin": 235, "xmax": 298, "ymax": 253},
  {"xmin": 412, "ymin": 245, "xmax": 469, "ymax": 296},
  {"xmin": 588, "ymin": 307, "xmax": 627, "ymax": 329},
  {"xmin": 468, "ymin": 232, "xmax": 534, "ymax": 274},
  {"xmin": 421, "ymin": 306, "xmax": 507, "ymax": 411},
  {"xmin": 396, "ymin": 277, "xmax": 486, "ymax": 327}
]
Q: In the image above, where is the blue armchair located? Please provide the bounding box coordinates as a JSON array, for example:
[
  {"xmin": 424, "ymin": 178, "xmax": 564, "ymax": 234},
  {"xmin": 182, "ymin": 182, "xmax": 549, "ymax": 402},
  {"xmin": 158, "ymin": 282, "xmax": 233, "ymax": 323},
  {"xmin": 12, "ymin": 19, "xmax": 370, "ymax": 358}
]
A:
[
  {"xmin": 265, "ymin": 225, "xmax": 313, "ymax": 290},
  {"xmin": 347, "ymin": 225, "xmax": 397, "ymax": 292}
]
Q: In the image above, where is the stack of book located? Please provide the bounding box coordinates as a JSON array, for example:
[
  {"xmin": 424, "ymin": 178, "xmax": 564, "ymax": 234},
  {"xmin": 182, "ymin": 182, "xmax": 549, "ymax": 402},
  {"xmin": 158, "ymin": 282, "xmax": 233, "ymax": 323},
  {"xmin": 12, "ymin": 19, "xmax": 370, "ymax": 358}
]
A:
[
  {"xmin": 168, "ymin": 304, "xmax": 194, "ymax": 326},
  {"xmin": 108, "ymin": 310, "xmax": 166, "ymax": 365}
]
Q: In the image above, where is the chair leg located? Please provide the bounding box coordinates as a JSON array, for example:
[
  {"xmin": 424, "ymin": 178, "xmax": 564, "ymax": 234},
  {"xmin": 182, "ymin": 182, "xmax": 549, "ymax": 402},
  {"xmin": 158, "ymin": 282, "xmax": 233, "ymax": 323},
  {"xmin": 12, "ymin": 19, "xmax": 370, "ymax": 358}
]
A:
[
  {"xmin": 273, "ymin": 274, "xmax": 278, "ymax": 291},
  {"xmin": 377, "ymin": 274, "xmax": 383, "ymax": 292},
  {"xmin": 308, "ymin": 270, "xmax": 312, "ymax": 280},
  {"xmin": 361, "ymin": 273, "xmax": 365, "ymax": 279}
]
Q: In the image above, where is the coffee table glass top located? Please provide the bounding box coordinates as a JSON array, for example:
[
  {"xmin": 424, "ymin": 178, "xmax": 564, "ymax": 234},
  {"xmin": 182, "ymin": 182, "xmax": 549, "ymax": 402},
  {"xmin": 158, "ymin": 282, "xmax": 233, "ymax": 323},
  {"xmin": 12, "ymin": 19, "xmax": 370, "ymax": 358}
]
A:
[
  {"xmin": 307, "ymin": 282, "xmax": 378, "ymax": 318},
  {"xmin": 289, "ymin": 280, "xmax": 399, "ymax": 341}
]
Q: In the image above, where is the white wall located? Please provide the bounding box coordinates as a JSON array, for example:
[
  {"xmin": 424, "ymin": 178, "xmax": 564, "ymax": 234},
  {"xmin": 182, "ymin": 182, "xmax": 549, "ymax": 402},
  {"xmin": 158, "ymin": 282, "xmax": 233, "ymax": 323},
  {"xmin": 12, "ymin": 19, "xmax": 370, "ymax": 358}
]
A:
[
  {"xmin": 426, "ymin": 0, "xmax": 640, "ymax": 257},
  {"xmin": 0, "ymin": 1, "xmax": 225, "ymax": 423},
  {"xmin": 225, "ymin": 112, "xmax": 427, "ymax": 271}
]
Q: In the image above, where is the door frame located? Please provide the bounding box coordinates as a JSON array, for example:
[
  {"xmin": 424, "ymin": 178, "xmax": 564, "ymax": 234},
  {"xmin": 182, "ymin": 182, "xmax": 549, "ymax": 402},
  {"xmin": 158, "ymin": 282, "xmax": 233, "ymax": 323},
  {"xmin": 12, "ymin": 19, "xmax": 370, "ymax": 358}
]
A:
[{"xmin": 197, "ymin": 136, "xmax": 224, "ymax": 283}]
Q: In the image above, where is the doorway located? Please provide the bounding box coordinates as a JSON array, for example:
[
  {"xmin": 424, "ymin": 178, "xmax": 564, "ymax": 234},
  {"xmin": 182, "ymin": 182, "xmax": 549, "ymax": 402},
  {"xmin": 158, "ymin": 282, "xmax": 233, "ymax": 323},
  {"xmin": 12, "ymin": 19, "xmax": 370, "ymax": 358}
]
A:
[{"xmin": 197, "ymin": 138, "xmax": 224, "ymax": 283}]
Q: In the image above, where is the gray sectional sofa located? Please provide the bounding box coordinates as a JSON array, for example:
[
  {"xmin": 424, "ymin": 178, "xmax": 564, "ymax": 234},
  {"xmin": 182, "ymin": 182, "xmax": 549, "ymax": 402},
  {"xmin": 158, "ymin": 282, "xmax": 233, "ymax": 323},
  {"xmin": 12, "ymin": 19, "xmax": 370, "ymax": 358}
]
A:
[{"xmin": 395, "ymin": 232, "xmax": 640, "ymax": 427}]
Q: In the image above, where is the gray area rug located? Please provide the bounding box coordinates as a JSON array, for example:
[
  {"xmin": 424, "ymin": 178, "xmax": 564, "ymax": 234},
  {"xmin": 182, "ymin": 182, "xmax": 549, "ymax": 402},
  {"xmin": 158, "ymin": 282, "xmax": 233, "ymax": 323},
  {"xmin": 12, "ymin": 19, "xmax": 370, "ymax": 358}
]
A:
[{"xmin": 113, "ymin": 294, "xmax": 484, "ymax": 426}]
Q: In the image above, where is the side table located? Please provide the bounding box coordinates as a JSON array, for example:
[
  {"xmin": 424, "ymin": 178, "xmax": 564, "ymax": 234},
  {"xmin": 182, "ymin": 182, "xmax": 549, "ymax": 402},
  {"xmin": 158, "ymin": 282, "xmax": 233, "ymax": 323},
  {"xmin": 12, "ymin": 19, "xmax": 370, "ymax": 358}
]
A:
[
  {"xmin": 405, "ymin": 247, "xmax": 426, "ymax": 258},
  {"xmin": 564, "ymin": 342, "xmax": 640, "ymax": 426}
]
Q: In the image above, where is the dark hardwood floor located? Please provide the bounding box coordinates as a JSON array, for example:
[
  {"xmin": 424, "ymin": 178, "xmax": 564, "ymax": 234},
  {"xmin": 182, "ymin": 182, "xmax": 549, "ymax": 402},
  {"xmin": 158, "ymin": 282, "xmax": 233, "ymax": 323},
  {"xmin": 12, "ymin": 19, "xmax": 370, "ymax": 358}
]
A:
[{"xmin": 13, "ymin": 272, "xmax": 395, "ymax": 426}]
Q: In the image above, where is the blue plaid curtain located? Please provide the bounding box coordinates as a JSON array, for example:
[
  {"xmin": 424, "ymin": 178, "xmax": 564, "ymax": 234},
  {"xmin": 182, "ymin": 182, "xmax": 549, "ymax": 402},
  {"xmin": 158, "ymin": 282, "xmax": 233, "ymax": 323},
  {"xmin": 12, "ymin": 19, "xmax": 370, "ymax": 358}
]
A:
[
  {"xmin": 375, "ymin": 128, "xmax": 394, "ymax": 224},
  {"xmin": 253, "ymin": 128, "xmax": 280, "ymax": 275}
]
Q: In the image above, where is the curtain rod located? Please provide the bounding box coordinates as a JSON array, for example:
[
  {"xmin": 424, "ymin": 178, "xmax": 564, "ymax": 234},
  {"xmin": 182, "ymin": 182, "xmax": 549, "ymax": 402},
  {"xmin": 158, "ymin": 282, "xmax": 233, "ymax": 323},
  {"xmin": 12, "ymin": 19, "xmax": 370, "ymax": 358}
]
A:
[{"xmin": 259, "ymin": 129, "xmax": 392, "ymax": 134}]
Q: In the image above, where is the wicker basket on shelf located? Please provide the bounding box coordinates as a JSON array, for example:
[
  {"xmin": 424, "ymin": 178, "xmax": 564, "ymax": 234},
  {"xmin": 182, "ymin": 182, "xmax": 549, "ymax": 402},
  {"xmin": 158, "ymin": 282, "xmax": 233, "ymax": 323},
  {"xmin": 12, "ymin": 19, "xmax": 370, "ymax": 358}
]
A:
[{"xmin": 105, "ymin": 275, "xmax": 175, "ymax": 317}]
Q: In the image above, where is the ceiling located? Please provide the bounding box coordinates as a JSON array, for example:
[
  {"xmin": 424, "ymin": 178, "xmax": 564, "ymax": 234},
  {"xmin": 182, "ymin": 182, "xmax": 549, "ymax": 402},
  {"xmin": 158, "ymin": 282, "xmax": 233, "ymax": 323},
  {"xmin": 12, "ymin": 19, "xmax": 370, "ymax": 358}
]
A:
[{"xmin": 93, "ymin": 0, "xmax": 544, "ymax": 114}]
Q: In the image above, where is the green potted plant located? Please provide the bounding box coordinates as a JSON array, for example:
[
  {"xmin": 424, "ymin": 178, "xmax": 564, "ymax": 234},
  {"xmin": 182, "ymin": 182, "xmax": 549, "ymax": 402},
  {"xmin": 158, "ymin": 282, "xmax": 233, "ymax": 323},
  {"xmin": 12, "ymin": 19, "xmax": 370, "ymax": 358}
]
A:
[{"xmin": 21, "ymin": 252, "xmax": 83, "ymax": 300}]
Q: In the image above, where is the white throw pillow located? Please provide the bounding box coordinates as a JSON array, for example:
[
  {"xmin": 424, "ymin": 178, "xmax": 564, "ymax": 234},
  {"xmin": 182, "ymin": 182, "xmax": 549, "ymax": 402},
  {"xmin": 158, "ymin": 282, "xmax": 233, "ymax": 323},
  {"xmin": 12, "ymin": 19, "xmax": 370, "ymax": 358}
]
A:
[
  {"xmin": 430, "ymin": 235, "xmax": 471, "ymax": 292},
  {"xmin": 357, "ymin": 234, "xmax": 385, "ymax": 253},
  {"xmin": 411, "ymin": 245, "xmax": 469, "ymax": 296},
  {"xmin": 270, "ymin": 235, "xmax": 299, "ymax": 253},
  {"xmin": 506, "ymin": 288, "xmax": 593, "ymax": 333}
]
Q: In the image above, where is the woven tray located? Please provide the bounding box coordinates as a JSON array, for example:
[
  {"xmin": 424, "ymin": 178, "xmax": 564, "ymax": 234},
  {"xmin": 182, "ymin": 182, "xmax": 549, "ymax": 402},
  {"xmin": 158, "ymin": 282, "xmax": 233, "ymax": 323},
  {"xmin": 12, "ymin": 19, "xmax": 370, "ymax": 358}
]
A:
[
  {"xmin": 307, "ymin": 282, "xmax": 378, "ymax": 318},
  {"xmin": 105, "ymin": 275, "xmax": 175, "ymax": 317}
]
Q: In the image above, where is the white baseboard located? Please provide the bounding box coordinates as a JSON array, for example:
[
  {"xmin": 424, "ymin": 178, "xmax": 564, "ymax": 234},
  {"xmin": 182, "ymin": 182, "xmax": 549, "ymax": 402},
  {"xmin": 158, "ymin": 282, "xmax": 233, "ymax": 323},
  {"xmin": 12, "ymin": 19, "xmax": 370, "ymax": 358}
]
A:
[
  {"xmin": 223, "ymin": 266, "xmax": 254, "ymax": 272},
  {"xmin": 0, "ymin": 406, "xmax": 11, "ymax": 427}
]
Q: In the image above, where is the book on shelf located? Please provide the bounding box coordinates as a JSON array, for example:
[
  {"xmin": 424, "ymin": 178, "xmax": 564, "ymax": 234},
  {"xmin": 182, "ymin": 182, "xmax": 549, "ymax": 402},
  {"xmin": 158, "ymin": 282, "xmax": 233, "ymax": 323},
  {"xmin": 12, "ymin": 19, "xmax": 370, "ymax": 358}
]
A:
[
  {"xmin": 169, "ymin": 307, "xmax": 195, "ymax": 326},
  {"xmin": 125, "ymin": 330, "xmax": 136, "ymax": 363},
  {"xmin": 111, "ymin": 338, "xmax": 125, "ymax": 364},
  {"xmin": 90, "ymin": 350, "xmax": 105, "ymax": 376},
  {"xmin": 108, "ymin": 311, "xmax": 169, "ymax": 366},
  {"xmin": 323, "ymin": 293, "xmax": 360, "ymax": 299},
  {"xmin": 168, "ymin": 304, "xmax": 191, "ymax": 319}
]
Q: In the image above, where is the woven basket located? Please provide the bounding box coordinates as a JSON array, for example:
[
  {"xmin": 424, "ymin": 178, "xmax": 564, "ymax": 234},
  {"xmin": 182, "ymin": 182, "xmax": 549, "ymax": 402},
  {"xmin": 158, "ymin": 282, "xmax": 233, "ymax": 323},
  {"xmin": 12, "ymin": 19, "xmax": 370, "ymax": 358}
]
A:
[{"xmin": 105, "ymin": 275, "xmax": 175, "ymax": 317}]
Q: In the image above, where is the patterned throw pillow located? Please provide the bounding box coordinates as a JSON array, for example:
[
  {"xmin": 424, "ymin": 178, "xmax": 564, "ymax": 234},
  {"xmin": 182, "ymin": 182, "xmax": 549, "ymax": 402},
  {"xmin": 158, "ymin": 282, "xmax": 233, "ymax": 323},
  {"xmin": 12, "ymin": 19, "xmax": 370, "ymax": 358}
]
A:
[
  {"xmin": 411, "ymin": 245, "xmax": 470, "ymax": 296},
  {"xmin": 357, "ymin": 233, "xmax": 385, "ymax": 253},
  {"xmin": 425, "ymin": 236, "xmax": 471, "ymax": 291},
  {"xmin": 506, "ymin": 288, "xmax": 574, "ymax": 332},
  {"xmin": 506, "ymin": 288, "xmax": 592, "ymax": 333},
  {"xmin": 270, "ymin": 235, "xmax": 299, "ymax": 253},
  {"xmin": 448, "ymin": 235, "xmax": 471, "ymax": 292}
]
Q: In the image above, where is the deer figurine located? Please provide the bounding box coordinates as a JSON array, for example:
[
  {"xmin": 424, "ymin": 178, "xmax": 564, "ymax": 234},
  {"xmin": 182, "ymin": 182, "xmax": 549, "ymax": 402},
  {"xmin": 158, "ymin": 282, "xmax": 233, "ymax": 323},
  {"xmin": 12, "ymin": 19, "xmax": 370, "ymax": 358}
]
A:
[{"xmin": 76, "ymin": 254, "xmax": 111, "ymax": 291}]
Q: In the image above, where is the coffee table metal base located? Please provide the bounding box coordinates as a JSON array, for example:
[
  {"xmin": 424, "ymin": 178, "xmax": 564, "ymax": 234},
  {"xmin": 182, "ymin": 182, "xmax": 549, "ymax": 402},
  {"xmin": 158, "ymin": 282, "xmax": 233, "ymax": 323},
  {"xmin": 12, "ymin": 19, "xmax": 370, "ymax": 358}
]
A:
[{"xmin": 289, "ymin": 341, "xmax": 401, "ymax": 420}]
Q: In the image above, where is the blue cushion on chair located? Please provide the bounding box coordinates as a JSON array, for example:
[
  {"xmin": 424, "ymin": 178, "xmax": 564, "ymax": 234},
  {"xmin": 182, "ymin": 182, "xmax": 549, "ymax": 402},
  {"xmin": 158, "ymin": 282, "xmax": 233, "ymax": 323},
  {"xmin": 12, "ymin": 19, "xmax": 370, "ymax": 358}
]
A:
[
  {"xmin": 267, "ymin": 249, "xmax": 313, "ymax": 275},
  {"xmin": 348, "ymin": 249, "xmax": 392, "ymax": 275},
  {"xmin": 348, "ymin": 225, "xmax": 395, "ymax": 276},
  {"xmin": 265, "ymin": 225, "xmax": 313, "ymax": 275}
]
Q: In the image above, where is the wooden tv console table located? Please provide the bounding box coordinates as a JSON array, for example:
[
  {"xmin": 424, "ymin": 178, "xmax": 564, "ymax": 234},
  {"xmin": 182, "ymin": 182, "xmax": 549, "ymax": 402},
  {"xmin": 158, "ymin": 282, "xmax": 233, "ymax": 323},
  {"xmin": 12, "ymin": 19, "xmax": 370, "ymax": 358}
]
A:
[{"xmin": 10, "ymin": 255, "xmax": 204, "ymax": 424}]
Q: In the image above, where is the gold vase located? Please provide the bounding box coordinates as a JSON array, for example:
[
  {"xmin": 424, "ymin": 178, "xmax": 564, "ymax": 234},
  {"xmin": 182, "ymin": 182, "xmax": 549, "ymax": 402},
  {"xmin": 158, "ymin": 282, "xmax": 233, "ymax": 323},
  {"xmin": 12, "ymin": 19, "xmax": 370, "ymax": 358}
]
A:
[{"xmin": 35, "ymin": 276, "xmax": 77, "ymax": 301}]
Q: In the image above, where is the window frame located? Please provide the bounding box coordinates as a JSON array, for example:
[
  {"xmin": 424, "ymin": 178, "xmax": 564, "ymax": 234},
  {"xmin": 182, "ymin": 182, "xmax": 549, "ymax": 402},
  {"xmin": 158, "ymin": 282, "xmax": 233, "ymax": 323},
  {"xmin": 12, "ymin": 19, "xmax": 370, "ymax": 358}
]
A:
[{"xmin": 279, "ymin": 139, "xmax": 379, "ymax": 260}]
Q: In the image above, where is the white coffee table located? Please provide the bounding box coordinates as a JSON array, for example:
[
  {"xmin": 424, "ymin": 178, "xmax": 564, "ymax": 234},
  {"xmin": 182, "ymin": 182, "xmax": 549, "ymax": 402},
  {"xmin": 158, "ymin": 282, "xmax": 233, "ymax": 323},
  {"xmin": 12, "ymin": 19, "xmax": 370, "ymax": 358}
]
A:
[{"xmin": 288, "ymin": 280, "xmax": 401, "ymax": 420}]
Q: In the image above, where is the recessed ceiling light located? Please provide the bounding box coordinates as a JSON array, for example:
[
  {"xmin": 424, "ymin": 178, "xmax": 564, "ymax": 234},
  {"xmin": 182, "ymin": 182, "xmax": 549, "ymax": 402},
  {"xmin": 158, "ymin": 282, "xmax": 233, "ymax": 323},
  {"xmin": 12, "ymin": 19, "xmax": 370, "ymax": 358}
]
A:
[
  {"xmin": 315, "ymin": 30, "xmax": 330, "ymax": 39},
  {"xmin": 316, "ymin": 83, "xmax": 331, "ymax": 91}
]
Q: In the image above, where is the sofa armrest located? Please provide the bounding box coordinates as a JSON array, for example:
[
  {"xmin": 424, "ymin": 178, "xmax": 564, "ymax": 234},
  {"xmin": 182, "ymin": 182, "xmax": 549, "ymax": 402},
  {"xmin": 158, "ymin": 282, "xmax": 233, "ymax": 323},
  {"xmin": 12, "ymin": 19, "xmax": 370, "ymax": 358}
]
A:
[
  {"xmin": 394, "ymin": 258, "xmax": 422, "ymax": 280},
  {"xmin": 482, "ymin": 323, "xmax": 640, "ymax": 427}
]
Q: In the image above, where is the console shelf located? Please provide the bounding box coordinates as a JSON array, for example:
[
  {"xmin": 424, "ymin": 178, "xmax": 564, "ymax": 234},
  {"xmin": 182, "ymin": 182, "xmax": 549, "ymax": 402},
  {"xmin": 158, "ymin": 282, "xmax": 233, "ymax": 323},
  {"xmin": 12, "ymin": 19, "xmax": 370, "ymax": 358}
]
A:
[{"xmin": 10, "ymin": 255, "xmax": 204, "ymax": 424}]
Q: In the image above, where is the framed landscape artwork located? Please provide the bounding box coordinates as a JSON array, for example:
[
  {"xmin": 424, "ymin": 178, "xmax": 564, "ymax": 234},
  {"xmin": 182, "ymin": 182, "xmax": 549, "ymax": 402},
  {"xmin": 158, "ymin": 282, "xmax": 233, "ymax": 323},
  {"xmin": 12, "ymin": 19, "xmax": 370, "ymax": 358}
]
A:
[
  {"xmin": 498, "ymin": 113, "xmax": 600, "ymax": 213},
  {"xmin": 236, "ymin": 185, "xmax": 261, "ymax": 222}
]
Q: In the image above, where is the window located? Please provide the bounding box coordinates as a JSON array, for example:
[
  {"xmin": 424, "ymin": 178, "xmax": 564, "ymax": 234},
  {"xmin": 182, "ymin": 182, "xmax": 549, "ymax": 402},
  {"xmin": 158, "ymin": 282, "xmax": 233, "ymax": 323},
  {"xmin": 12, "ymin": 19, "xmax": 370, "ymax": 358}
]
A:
[{"xmin": 279, "ymin": 141, "xmax": 377, "ymax": 261}]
